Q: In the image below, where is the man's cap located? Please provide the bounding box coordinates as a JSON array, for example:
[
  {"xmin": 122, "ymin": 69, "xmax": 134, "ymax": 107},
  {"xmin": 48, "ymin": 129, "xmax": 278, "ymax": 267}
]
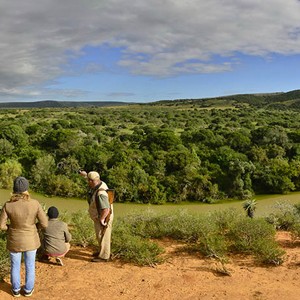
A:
[
  {"xmin": 13, "ymin": 176, "xmax": 29, "ymax": 193},
  {"xmin": 87, "ymin": 171, "xmax": 100, "ymax": 180}
]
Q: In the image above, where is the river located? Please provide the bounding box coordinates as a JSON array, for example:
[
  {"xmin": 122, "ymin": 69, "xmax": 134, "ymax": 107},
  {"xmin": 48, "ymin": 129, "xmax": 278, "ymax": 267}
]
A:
[{"xmin": 1, "ymin": 188, "xmax": 300, "ymax": 218}]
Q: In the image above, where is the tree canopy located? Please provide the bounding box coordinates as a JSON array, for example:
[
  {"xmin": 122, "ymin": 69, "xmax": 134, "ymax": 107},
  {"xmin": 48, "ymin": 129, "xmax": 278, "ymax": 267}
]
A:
[{"xmin": 1, "ymin": 101, "xmax": 300, "ymax": 203}]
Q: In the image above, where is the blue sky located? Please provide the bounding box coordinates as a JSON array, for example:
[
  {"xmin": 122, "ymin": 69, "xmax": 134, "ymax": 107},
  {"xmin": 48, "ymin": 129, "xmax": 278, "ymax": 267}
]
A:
[{"xmin": 1, "ymin": 0, "xmax": 300, "ymax": 103}]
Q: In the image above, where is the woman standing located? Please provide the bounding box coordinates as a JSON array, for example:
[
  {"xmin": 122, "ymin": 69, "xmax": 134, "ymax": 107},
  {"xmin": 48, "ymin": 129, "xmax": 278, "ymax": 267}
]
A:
[{"xmin": 0, "ymin": 176, "xmax": 48, "ymax": 297}]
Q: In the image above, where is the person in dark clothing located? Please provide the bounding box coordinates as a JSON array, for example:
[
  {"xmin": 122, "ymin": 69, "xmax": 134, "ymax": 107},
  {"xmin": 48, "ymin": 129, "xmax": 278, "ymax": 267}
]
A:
[{"xmin": 41, "ymin": 206, "xmax": 71, "ymax": 266}]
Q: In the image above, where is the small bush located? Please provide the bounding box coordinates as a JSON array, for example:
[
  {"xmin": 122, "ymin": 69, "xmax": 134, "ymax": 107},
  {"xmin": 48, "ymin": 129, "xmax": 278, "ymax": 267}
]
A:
[
  {"xmin": 294, "ymin": 203, "xmax": 300, "ymax": 216},
  {"xmin": 253, "ymin": 239, "xmax": 285, "ymax": 265},
  {"xmin": 228, "ymin": 218, "xmax": 275, "ymax": 251},
  {"xmin": 0, "ymin": 234, "xmax": 9, "ymax": 281},
  {"xmin": 265, "ymin": 201, "xmax": 299, "ymax": 230},
  {"xmin": 228, "ymin": 218, "xmax": 285, "ymax": 265},
  {"xmin": 125, "ymin": 209, "xmax": 202, "ymax": 241},
  {"xmin": 69, "ymin": 210, "xmax": 96, "ymax": 247},
  {"xmin": 157, "ymin": 211, "xmax": 206, "ymax": 242},
  {"xmin": 112, "ymin": 219, "xmax": 164, "ymax": 266},
  {"xmin": 195, "ymin": 216, "xmax": 228, "ymax": 258},
  {"xmin": 124, "ymin": 210, "xmax": 228, "ymax": 259},
  {"xmin": 290, "ymin": 221, "xmax": 300, "ymax": 240},
  {"xmin": 243, "ymin": 199, "xmax": 257, "ymax": 218},
  {"xmin": 125, "ymin": 209, "xmax": 165, "ymax": 238},
  {"xmin": 208, "ymin": 208, "xmax": 243, "ymax": 234}
]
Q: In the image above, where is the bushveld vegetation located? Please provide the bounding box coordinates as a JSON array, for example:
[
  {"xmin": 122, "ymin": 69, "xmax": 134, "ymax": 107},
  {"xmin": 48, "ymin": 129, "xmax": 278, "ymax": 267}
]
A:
[
  {"xmin": 2, "ymin": 92, "xmax": 300, "ymax": 203},
  {"xmin": 1, "ymin": 92, "xmax": 300, "ymax": 279},
  {"xmin": 1, "ymin": 202, "xmax": 300, "ymax": 279}
]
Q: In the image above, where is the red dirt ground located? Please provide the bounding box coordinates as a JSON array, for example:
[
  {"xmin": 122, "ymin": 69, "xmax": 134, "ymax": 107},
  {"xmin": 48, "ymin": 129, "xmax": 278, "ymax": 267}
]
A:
[{"xmin": 0, "ymin": 231, "xmax": 299, "ymax": 300}]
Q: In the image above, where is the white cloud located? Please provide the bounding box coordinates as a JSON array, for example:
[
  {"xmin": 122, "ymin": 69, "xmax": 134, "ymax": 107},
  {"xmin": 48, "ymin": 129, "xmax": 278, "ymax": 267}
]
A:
[{"xmin": 0, "ymin": 0, "xmax": 300, "ymax": 97}]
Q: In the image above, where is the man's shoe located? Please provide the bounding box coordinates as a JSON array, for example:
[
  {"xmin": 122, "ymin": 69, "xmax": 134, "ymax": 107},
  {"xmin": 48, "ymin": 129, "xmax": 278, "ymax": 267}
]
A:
[
  {"xmin": 11, "ymin": 289, "xmax": 21, "ymax": 297},
  {"xmin": 92, "ymin": 251, "xmax": 100, "ymax": 257},
  {"xmin": 24, "ymin": 288, "xmax": 34, "ymax": 297},
  {"xmin": 91, "ymin": 257, "xmax": 109, "ymax": 262},
  {"xmin": 56, "ymin": 257, "xmax": 64, "ymax": 266}
]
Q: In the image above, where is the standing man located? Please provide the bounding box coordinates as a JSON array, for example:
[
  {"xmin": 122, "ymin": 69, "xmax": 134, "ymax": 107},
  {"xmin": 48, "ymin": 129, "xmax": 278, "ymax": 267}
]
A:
[{"xmin": 79, "ymin": 170, "xmax": 113, "ymax": 262}]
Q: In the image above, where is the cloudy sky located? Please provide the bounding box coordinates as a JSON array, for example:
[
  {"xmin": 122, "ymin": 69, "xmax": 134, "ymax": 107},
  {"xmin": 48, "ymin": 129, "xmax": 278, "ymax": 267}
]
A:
[{"xmin": 1, "ymin": 0, "xmax": 300, "ymax": 103}]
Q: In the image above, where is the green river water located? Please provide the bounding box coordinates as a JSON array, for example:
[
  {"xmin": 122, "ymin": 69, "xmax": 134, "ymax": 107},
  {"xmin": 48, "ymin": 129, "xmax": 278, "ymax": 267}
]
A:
[{"xmin": 1, "ymin": 189, "xmax": 300, "ymax": 218}]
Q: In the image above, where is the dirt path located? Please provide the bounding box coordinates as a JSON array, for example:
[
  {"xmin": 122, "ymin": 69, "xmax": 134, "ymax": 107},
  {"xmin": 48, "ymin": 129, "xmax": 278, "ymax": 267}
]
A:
[{"xmin": 0, "ymin": 232, "xmax": 299, "ymax": 300}]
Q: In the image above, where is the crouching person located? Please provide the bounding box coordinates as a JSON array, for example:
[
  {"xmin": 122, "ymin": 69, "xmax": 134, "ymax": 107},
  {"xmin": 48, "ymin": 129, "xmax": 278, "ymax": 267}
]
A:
[{"xmin": 41, "ymin": 206, "xmax": 71, "ymax": 266}]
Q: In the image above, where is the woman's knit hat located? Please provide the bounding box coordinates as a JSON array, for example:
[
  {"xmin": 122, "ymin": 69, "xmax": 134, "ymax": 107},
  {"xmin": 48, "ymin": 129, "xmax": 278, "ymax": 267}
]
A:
[
  {"xmin": 47, "ymin": 206, "xmax": 59, "ymax": 219},
  {"xmin": 13, "ymin": 176, "xmax": 29, "ymax": 193}
]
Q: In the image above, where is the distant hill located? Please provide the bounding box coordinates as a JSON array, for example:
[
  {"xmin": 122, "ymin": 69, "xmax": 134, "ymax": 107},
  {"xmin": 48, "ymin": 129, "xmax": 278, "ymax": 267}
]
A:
[
  {"xmin": 150, "ymin": 89, "xmax": 300, "ymax": 109},
  {"xmin": 0, "ymin": 100, "xmax": 131, "ymax": 108},
  {"xmin": 1, "ymin": 89, "xmax": 300, "ymax": 109}
]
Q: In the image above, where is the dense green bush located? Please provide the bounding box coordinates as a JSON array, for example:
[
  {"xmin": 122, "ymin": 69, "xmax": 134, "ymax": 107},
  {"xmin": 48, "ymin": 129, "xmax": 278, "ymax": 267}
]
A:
[{"xmin": 2, "ymin": 103, "xmax": 300, "ymax": 203}]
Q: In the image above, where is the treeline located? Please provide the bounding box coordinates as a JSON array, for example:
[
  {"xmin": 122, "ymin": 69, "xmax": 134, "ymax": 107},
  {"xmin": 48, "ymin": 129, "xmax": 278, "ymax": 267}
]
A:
[{"xmin": 1, "ymin": 103, "xmax": 300, "ymax": 204}]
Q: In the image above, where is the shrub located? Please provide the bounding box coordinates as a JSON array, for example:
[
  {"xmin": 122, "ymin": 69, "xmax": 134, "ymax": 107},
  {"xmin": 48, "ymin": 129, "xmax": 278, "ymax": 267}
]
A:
[
  {"xmin": 265, "ymin": 201, "xmax": 299, "ymax": 230},
  {"xmin": 112, "ymin": 219, "xmax": 164, "ymax": 266},
  {"xmin": 290, "ymin": 221, "xmax": 300, "ymax": 240},
  {"xmin": 0, "ymin": 159, "xmax": 23, "ymax": 189},
  {"xmin": 243, "ymin": 199, "xmax": 257, "ymax": 218},
  {"xmin": 253, "ymin": 239, "xmax": 285, "ymax": 265},
  {"xmin": 125, "ymin": 209, "xmax": 207, "ymax": 242},
  {"xmin": 124, "ymin": 210, "xmax": 228, "ymax": 259},
  {"xmin": 68, "ymin": 209, "xmax": 165, "ymax": 266},
  {"xmin": 124, "ymin": 209, "xmax": 165, "ymax": 238},
  {"xmin": 69, "ymin": 210, "xmax": 96, "ymax": 247},
  {"xmin": 195, "ymin": 216, "xmax": 228, "ymax": 258},
  {"xmin": 293, "ymin": 203, "xmax": 300, "ymax": 216},
  {"xmin": 0, "ymin": 233, "xmax": 9, "ymax": 281},
  {"xmin": 228, "ymin": 218, "xmax": 285, "ymax": 265},
  {"xmin": 120, "ymin": 209, "xmax": 286, "ymax": 264},
  {"xmin": 45, "ymin": 175, "xmax": 84, "ymax": 198},
  {"xmin": 228, "ymin": 218, "xmax": 274, "ymax": 251},
  {"xmin": 208, "ymin": 208, "xmax": 243, "ymax": 234}
]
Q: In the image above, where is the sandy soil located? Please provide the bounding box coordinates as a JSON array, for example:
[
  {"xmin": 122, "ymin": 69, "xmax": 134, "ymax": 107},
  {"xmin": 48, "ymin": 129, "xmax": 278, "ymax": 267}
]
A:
[{"xmin": 0, "ymin": 231, "xmax": 299, "ymax": 300}]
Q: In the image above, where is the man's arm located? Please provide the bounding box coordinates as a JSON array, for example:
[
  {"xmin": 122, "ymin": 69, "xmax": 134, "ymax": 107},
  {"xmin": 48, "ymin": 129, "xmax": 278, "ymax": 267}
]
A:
[
  {"xmin": 99, "ymin": 208, "xmax": 110, "ymax": 226},
  {"xmin": 96, "ymin": 193, "xmax": 110, "ymax": 226},
  {"xmin": 37, "ymin": 204, "xmax": 48, "ymax": 229},
  {"xmin": 0, "ymin": 205, "xmax": 8, "ymax": 231},
  {"xmin": 79, "ymin": 170, "xmax": 88, "ymax": 179}
]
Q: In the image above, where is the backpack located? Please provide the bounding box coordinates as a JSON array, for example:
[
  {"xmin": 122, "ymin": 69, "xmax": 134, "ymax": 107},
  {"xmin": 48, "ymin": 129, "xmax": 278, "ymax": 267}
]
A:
[{"xmin": 101, "ymin": 188, "xmax": 115, "ymax": 204}]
